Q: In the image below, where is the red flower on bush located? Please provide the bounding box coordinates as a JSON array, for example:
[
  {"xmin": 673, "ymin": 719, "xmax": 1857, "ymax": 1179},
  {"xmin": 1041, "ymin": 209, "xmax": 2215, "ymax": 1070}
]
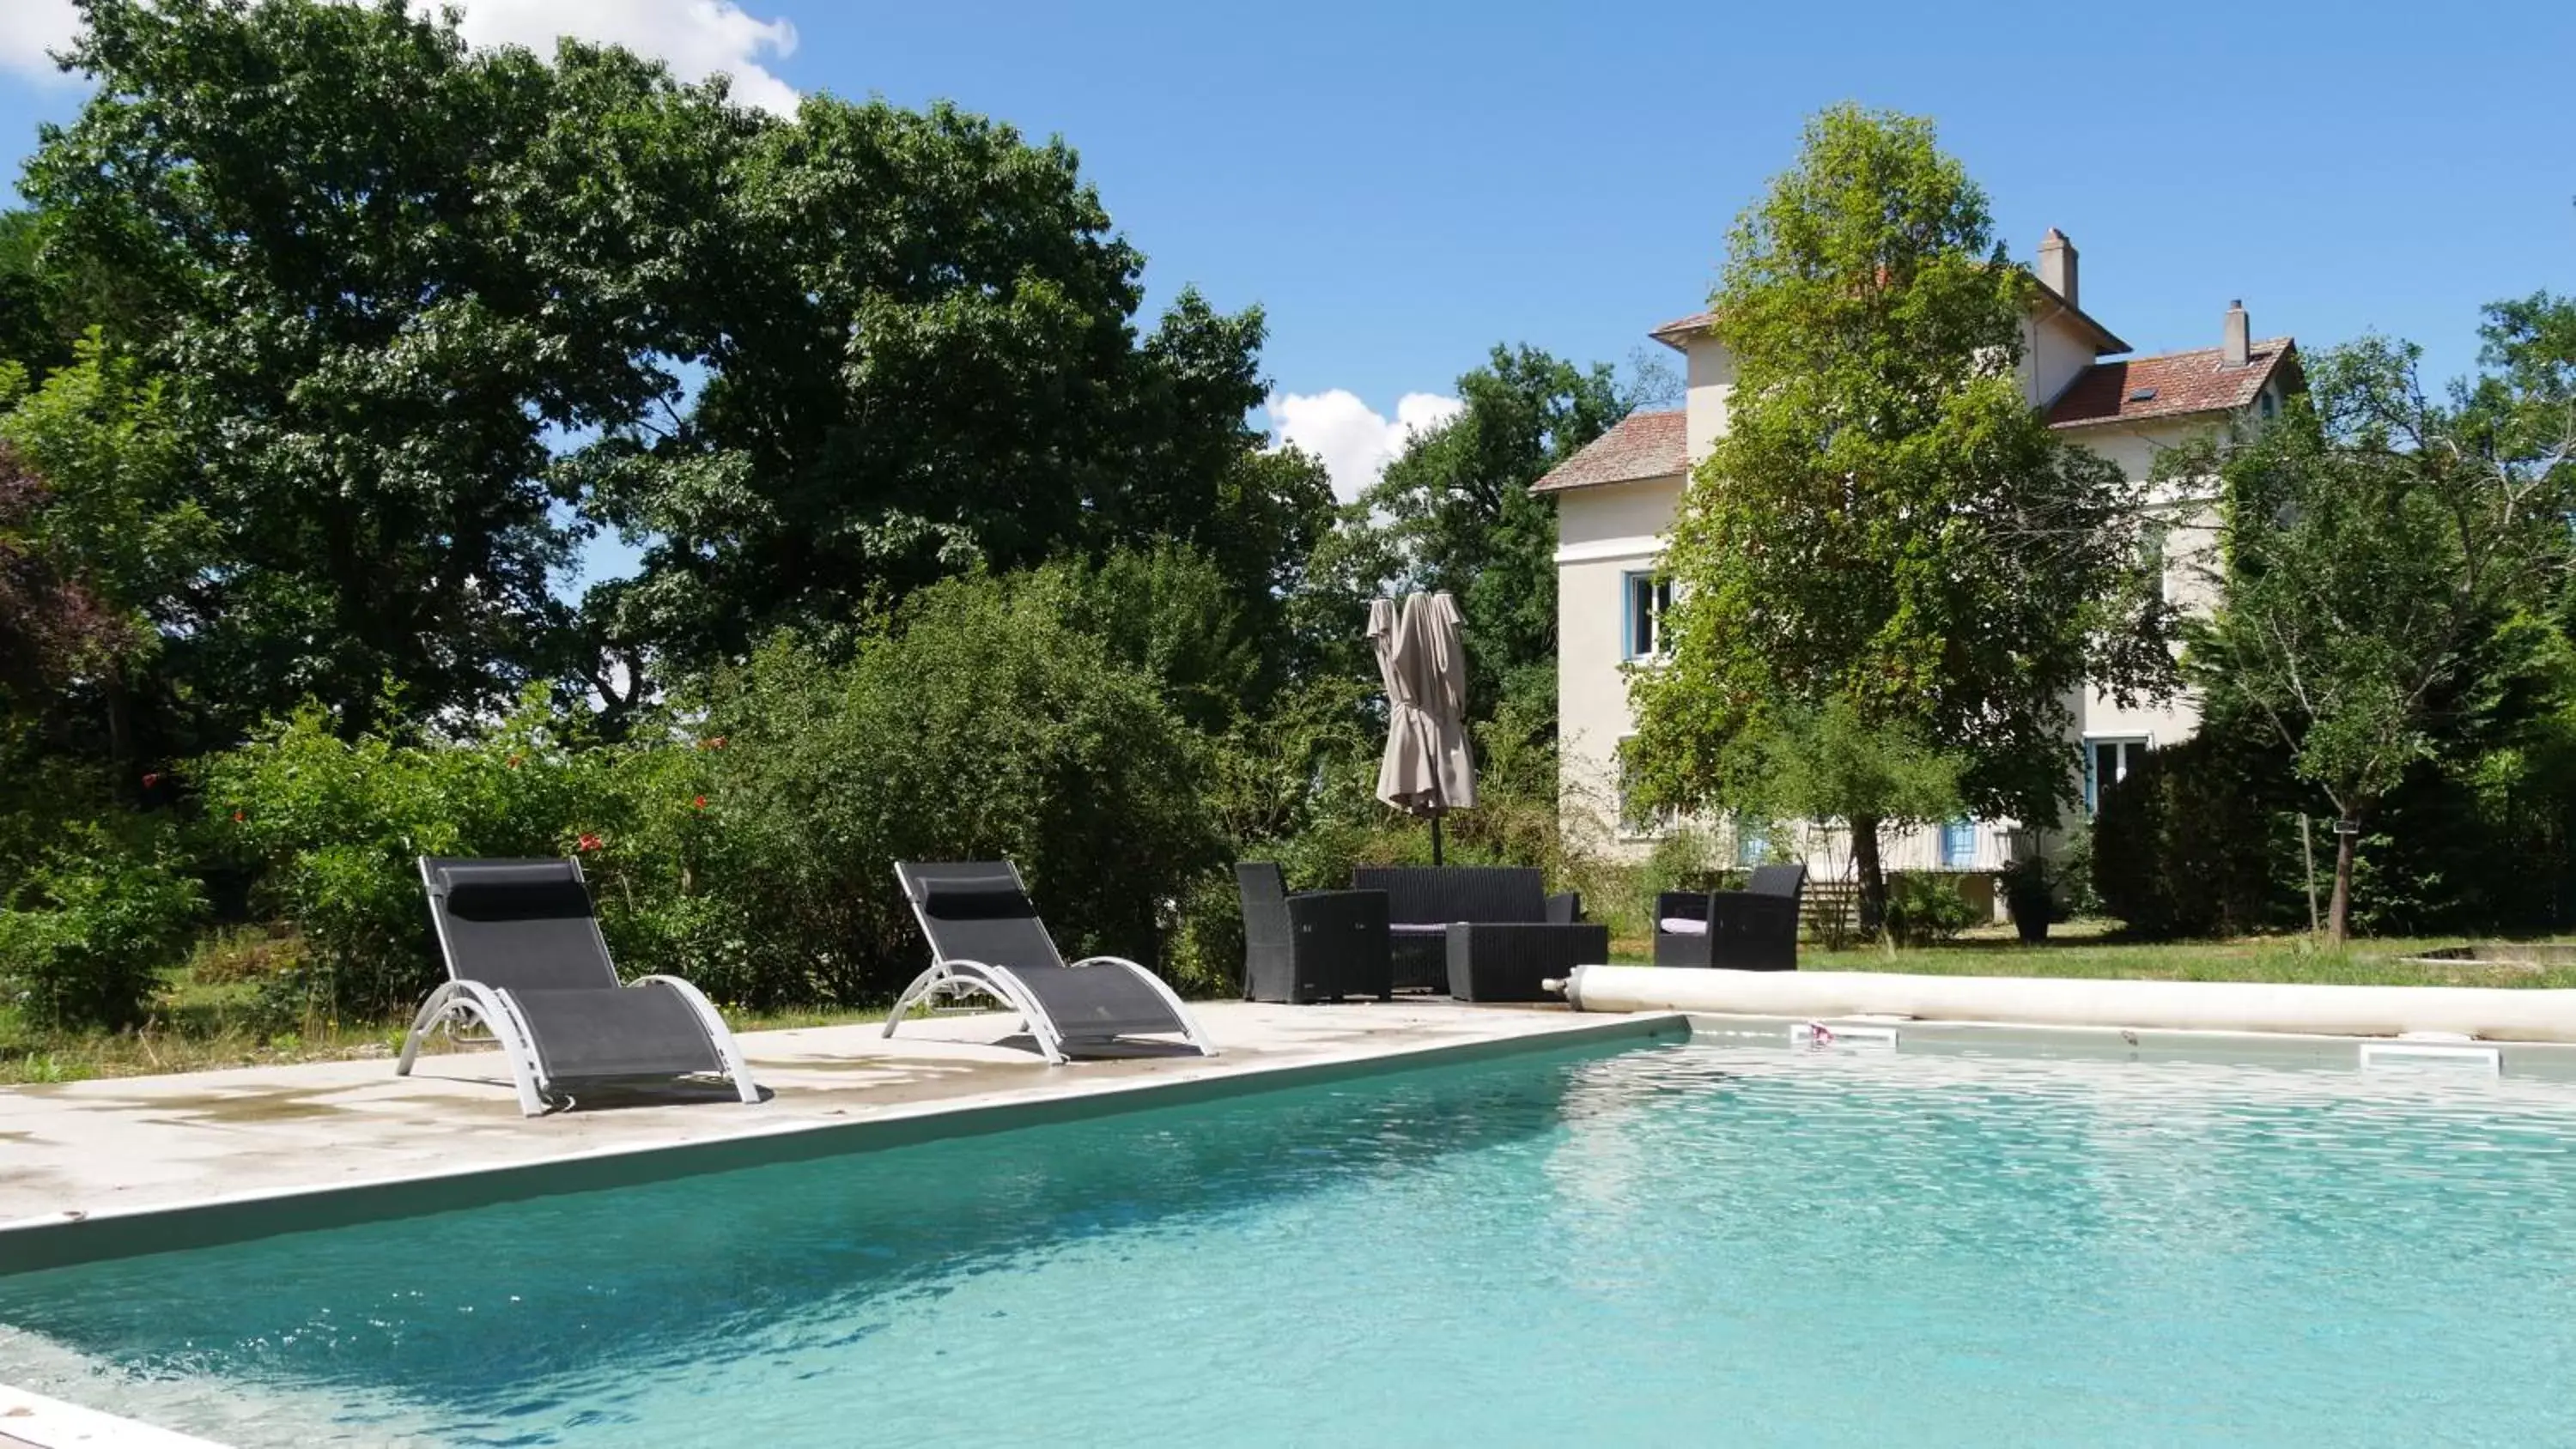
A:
[
  {"xmin": 141, "ymin": 772, "xmax": 161, "ymax": 789},
  {"xmin": 691, "ymin": 795, "xmax": 708, "ymax": 811},
  {"xmin": 231, "ymin": 809, "xmax": 246, "ymax": 823},
  {"xmin": 576, "ymin": 832, "xmax": 604, "ymax": 852}
]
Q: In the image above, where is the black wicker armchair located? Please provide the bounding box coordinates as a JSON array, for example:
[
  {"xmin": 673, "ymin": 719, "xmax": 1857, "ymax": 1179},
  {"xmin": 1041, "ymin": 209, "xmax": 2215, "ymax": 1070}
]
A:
[
  {"xmin": 1352, "ymin": 865, "xmax": 1607, "ymax": 1002},
  {"xmin": 1235, "ymin": 862, "xmax": 1392, "ymax": 1003},
  {"xmin": 1655, "ymin": 863, "xmax": 1806, "ymax": 971}
]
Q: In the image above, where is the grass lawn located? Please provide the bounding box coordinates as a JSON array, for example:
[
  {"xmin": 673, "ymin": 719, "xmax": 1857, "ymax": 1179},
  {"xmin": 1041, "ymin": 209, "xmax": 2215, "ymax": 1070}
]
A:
[
  {"xmin": 0, "ymin": 964, "xmax": 891, "ymax": 1087},
  {"xmin": 8, "ymin": 923, "xmax": 2570, "ymax": 1087},
  {"xmin": 1611, "ymin": 919, "xmax": 2576, "ymax": 988}
]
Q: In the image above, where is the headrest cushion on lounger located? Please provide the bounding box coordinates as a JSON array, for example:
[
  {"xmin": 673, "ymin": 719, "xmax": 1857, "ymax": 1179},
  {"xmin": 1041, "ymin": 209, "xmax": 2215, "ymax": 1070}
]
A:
[
  {"xmin": 920, "ymin": 879, "xmax": 1036, "ymax": 921},
  {"xmin": 439, "ymin": 862, "xmax": 594, "ymax": 921}
]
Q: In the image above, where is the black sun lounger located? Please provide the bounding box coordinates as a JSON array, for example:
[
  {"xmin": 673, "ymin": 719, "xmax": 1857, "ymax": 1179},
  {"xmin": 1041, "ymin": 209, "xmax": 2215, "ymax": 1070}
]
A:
[
  {"xmin": 886, "ymin": 861, "xmax": 1215, "ymax": 1064},
  {"xmin": 405, "ymin": 857, "xmax": 759, "ymax": 1115}
]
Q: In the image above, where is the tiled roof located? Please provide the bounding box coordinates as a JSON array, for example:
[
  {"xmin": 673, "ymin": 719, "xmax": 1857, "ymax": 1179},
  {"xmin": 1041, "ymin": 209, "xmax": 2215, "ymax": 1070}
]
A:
[
  {"xmin": 1649, "ymin": 278, "xmax": 2129, "ymax": 355},
  {"xmin": 1649, "ymin": 311, "xmax": 1716, "ymax": 348},
  {"xmin": 2047, "ymin": 339, "xmax": 2300, "ymax": 429},
  {"xmin": 1529, "ymin": 409, "xmax": 1687, "ymax": 494}
]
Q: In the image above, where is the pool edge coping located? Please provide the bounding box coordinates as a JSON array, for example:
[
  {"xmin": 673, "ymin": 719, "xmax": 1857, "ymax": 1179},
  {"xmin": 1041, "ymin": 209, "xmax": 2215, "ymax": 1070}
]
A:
[
  {"xmin": 0, "ymin": 1010, "xmax": 1688, "ymax": 1277},
  {"xmin": 0, "ymin": 1380, "xmax": 226, "ymax": 1449}
]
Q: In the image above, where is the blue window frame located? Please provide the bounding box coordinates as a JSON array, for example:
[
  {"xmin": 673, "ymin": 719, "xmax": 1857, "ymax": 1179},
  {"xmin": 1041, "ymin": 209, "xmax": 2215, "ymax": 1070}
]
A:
[
  {"xmin": 2083, "ymin": 737, "xmax": 2149, "ymax": 815},
  {"xmin": 1735, "ymin": 821, "xmax": 1768, "ymax": 866},
  {"xmin": 1939, "ymin": 818, "xmax": 1976, "ymax": 870},
  {"xmin": 1621, "ymin": 570, "xmax": 1672, "ymax": 661}
]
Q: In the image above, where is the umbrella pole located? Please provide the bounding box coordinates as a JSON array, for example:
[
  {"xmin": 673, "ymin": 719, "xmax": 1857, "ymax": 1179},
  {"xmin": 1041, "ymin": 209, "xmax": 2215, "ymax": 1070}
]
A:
[{"xmin": 1431, "ymin": 812, "xmax": 1443, "ymax": 867}]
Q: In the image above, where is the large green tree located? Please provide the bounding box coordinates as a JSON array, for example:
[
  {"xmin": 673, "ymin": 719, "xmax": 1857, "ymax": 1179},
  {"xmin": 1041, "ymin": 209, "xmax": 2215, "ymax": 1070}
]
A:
[
  {"xmin": 1625, "ymin": 106, "xmax": 2162, "ymax": 926},
  {"xmin": 575, "ymin": 98, "xmax": 1301, "ymax": 694},
  {"xmin": 2183, "ymin": 306, "xmax": 2576, "ymax": 943},
  {"xmin": 27, "ymin": 0, "xmax": 761, "ymax": 735},
  {"xmin": 1334, "ymin": 344, "xmax": 1641, "ymax": 732},
  {"xmin": 27, "ymin": 1, "xmax": 1311, "ymax": 737}
]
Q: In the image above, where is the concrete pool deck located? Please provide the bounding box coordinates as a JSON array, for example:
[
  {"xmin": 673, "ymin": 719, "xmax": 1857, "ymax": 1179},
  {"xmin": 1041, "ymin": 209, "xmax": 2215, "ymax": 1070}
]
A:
[{"xmin": 0, "ymin": 1000, "xmax": 1677, "ymax": 1268}]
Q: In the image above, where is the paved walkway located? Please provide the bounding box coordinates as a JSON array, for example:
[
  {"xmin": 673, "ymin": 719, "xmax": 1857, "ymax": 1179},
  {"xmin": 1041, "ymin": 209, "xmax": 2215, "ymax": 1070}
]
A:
[{"xmin": 0, "ymin": 1000, "xmax": 1628, "ymax": 1228}]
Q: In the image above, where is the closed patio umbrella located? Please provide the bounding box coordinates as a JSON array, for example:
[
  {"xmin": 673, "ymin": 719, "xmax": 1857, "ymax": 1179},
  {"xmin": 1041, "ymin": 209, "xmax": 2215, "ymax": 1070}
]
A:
[{"xmin": 1369, "ymin": 591, "xmax": 1476, "ymax": 863}]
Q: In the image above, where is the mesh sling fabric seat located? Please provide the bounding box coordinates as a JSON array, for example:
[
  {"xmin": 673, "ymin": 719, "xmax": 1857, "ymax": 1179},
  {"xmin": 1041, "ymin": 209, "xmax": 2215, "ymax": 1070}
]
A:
[
  {"xmin": 406, "ymin": 858, "xmax": 758, "ymax": 1116},
  {"xmin": 1655, "ymin": 863, "xmax": 1807, "ymax": 971},
  {"xmin": 887, "ymin": 862, "xmax": 1214, "ymax": 1063}
]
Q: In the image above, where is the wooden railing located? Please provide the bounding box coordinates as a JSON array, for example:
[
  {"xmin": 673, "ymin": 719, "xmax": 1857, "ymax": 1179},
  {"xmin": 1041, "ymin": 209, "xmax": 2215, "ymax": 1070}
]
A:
[{"xmin": 1802, "ymin": 880, "xmax": 1862, "ymax": 946}]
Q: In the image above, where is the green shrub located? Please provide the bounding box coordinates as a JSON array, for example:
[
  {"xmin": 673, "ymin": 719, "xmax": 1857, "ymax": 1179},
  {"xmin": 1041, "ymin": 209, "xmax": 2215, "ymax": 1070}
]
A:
[
  {"xmin": 1161, "ymin": 869, "xmax": 1248, "ymax": 1000},
  {"xmin": 2090, "ymin": 730, "xmax": 2283, "ymax": 939},
  {"xmin": 680, "ymin": 577, "xmax": 1222, "ymax": 1004},
  {"xmin": 2337, "ymin": 744, "xmax": 2576, "ymax": 937},
  {"xmin": 0, "ymin": 826, "xmax": 201, "ymax": 1029},
  {"xmin": 1881, "ymin": 871, "xmax": 1976, "ymax": 946},
  {"xmin": 2051, "ymin": 822, "xmax": 2103, "ymax": 920},
  {"xmin": 196, "ymin": 694, "xmax": 619, "ymax": 1016},
  {"xmin": 191, "ymin": 567, "xmax": 1230, "ymax": 1015},
  {"xmin": 0, "ymin": 720, "xmax": 115, "ymax": 901}
]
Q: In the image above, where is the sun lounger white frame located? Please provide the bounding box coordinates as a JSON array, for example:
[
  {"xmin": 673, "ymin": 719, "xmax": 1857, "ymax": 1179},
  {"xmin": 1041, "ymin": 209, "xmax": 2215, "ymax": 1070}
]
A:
[
  {"xmin": 884, "ymin": 862, "xmax": 1214, "ymax": 1064},
  {"xmin": 403, "ymin": 856, "xmax": 758, "ymax": 1115}
]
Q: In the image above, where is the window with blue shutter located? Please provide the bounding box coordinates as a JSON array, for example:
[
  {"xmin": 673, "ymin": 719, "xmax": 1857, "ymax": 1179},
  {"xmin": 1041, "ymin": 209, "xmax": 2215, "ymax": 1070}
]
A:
[
  {"xmin": 1621, "ymin": 571, "xmax": 1672, "ymax": 661},
  {"xmin": 1735, "ymin": 821, "xmax": 1768, "ymax": 866},
  {"xmin": 2083, "ymin": 737, "xmax": 2149, "ymax": 815},
  {"xmin": 1940, "ymin": 818, "xmax": 1976, "ymax": 870}
]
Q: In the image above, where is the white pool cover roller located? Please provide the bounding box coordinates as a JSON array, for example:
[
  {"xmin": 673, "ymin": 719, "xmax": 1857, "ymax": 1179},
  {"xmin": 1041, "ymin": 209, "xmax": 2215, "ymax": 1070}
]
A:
[{"xmin": 1556, "ymin": 966, "xmax": 2576, "ymax": 1044}]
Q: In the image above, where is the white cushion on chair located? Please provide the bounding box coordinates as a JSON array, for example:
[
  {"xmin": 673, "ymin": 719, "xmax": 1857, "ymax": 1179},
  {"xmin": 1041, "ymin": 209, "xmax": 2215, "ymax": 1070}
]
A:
[{"xmin": 1658, "ymin": 917, "xmax": 1709, "ymax": 937}]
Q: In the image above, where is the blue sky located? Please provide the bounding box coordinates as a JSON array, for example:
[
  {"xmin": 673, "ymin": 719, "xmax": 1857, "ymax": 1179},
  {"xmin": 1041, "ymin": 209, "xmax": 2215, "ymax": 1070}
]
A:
[{"xmin": 4, "ymin": 0, "xmax": 2572, "ymax": 522}]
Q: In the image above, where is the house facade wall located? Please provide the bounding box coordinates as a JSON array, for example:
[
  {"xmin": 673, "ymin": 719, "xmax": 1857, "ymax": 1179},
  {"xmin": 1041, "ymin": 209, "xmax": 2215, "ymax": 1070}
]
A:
[
  {"xmin": 1556, "ymin": 475, "xmax": 1686, "ymax": 852},
  {"xmin": 1683, "ymin": 343, "xmax": 1736, "ymax": 463},
  {"xmin": 2025, "ymin": 307, "xmax": 2103, "ymax": 411},
  {"xmin": 2070, "ymin": 420, "xmax": 2221, "ymax": 756}
]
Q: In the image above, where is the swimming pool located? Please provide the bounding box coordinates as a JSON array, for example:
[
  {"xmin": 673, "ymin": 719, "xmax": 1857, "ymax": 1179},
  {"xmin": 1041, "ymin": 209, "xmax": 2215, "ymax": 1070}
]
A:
[{"xmin": 5, "ymin": 1032, "xmax": 2576, "ymax": 1446}]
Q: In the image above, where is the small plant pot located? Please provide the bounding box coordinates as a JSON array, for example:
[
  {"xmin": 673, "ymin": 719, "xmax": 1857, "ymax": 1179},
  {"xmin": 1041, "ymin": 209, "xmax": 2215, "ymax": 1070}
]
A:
[{"xmin": 2002, "ymin": 881, "xmax": 2053, "ymax": 945}]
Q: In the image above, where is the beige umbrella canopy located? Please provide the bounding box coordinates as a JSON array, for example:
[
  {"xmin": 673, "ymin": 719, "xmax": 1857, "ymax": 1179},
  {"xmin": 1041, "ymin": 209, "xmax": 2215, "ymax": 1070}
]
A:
[{"xmin": 1368, "ymin": 591, "xmax": 1475, "ymax": 862}]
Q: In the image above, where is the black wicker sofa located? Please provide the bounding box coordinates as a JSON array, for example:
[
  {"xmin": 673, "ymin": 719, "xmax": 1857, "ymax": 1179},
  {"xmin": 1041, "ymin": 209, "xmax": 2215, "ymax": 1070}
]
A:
[{"xmin": 1351, "ymin": 865, "xmax": 1607, "ymax": 1002}]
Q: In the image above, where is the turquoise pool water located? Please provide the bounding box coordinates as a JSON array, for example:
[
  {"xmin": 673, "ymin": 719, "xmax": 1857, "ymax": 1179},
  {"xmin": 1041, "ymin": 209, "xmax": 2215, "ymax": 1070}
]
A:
[{"xmin": 6, "ymin": 1036, "xmax": 2576, "ymax": 1446}]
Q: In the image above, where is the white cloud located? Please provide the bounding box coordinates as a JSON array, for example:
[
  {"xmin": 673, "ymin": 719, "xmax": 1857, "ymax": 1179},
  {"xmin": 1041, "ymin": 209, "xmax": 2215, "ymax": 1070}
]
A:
[
  {"xmin": 1, "ymin": 0, "xmax": 800, "ymax": 113},
  {"xmin": 1267, "ymin": 389, "xmax": 1464, "ymax": 503},
  {"xmin": 428, "ymin": 0, "xmax": 799, "ymax": 116},
  {"xmin": 0, "ymin": 0, "xmax": 80, "ymax": 82}
]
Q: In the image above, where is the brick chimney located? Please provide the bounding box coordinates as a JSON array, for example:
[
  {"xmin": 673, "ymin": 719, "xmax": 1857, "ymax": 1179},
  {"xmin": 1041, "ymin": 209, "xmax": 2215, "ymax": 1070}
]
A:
[
  {"xmin": 2038, "ymin": 228, "xmax": 2077, "ymax": 309},
  {"xmin": 2223, "ymin": 300, "xmax": 2251, "ymax": 367}
]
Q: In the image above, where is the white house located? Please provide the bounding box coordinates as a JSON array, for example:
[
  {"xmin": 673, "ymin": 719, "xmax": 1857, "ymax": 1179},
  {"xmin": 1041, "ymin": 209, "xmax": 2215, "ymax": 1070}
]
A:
[{"xmin": 1535, "ymin": 230, "xmax": 2301, "ymax": 883}]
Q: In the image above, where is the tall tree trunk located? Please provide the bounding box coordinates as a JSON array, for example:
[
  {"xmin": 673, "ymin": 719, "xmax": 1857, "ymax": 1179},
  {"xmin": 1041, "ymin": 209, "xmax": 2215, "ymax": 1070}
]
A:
[
  {"xmin": 103, "ymin": 666, "xmax": 134, "ymax": 776},
  {"xmin": 2297, "ymin": 814, "xmax": 2322, "ymax": 936},
  {"xmin": 2325, "ymin": 815, "xmax": 2360, "ymax": 945},
  {"xmin": 1850, "ymin": 813, "xmax": 1886, "ymax": 938}
]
